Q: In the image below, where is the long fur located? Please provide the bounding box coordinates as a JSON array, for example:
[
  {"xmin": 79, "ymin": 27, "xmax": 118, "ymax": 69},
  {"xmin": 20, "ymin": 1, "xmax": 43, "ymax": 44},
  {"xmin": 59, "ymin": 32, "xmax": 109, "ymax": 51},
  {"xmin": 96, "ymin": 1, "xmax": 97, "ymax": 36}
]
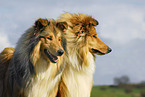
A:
[
  {"xmin": 0, "ymin": 47, "xmax": 14, "ymax": 97},
  {"xmin": 57, "ymin": 13, "xmax": 111, "ymax": 97},
  {"xmin": 0, "ymin": 19, "xmax": 68, "ymax": 97}
]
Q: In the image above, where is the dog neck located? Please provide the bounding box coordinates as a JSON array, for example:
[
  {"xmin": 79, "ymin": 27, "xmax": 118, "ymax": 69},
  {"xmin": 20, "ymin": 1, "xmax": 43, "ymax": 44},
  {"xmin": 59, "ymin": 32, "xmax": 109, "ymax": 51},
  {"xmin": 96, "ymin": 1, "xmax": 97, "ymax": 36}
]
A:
[
  {"xmin": 65, "ymin": 28, "xmax": 96, "ymax": 73},
  {"xmin": 24, "ymin": 56, "xmax": 62, "ymax": 97}
]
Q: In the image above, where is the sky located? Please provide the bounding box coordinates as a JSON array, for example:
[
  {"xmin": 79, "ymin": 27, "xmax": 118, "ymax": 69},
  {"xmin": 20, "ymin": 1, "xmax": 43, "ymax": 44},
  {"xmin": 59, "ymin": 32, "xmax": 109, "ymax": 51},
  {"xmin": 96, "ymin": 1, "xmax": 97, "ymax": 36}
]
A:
[{"xmin": 0, "ymin": 0, "xmax": 145, "ymax": 85}]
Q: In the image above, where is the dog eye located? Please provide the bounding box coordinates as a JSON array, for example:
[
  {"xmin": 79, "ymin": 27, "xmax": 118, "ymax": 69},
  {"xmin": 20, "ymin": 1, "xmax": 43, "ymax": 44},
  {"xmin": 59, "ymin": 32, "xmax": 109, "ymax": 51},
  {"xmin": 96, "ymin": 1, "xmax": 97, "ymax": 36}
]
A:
[
  {"xmin": 81, "ymin": 31, "xmax": 84, "ymax": 33},
  {"xmin": 47, "ymin": 36, "xmax": 52, "ymax": 40},
  {"xmin": 93, "ymin": 35, "xmax": 97, "ymax": 38},
  {"xmin": 39, "ymin": 36, "xmax": 45, "ymax": 39},
  {"xmin": 58, "ymin": 38, "xmax": 61, "ymax": 41}
]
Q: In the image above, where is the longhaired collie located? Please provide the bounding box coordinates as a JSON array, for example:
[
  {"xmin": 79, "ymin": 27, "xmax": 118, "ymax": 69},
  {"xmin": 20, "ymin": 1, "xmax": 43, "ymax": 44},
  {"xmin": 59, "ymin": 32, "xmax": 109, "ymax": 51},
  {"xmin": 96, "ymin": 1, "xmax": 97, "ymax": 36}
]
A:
[
  {"xmin": 57, "ymin": 13, "xmax": 112, "ymax": 97},
  {"xmin": 0, "ymin": 19, "xmax": 68, "ymax": 97}
]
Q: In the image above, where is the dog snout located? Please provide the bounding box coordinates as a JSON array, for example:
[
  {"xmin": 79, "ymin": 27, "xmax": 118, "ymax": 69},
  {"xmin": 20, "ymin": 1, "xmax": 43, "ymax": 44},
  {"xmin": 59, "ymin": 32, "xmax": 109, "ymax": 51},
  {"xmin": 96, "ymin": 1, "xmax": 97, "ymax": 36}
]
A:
[
  {"xmin": 107, "ymin": 47, "xmax": 112, "ymax": 53},
  {"xmin": 57, "ymin": 49, "xmax": 64, "ymax": 56}
]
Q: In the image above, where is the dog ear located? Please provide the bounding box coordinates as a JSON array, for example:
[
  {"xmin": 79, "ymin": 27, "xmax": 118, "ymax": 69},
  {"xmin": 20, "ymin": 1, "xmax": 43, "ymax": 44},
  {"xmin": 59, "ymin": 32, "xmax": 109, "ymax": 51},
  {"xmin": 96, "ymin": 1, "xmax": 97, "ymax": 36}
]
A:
[
  {"xmin": 89, "ymin": 18, "xmax": 99, "ymax": 26},
  {"xmin": 56, "ymin": 22, "xmax": 68, "ymax": 31},
  {"xmin": 35, "ymin": 18, "xmax": 50, "ymax": 31}
]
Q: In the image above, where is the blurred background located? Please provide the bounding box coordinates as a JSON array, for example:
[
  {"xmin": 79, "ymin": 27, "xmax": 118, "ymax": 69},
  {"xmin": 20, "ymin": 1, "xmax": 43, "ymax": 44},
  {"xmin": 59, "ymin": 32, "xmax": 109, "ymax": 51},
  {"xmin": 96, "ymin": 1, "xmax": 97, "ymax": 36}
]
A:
[{"xmin": 0, "ymin": 0, "xmax": 145, "ymax": 86}]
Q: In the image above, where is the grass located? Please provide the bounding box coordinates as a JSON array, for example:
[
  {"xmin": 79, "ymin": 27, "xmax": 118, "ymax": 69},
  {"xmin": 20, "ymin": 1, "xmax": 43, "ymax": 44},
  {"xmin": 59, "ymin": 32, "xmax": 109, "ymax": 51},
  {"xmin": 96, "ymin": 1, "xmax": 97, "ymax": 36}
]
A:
[{"xmin": 91, "ymin": 85, "xmax": 145, "ymax": 97}]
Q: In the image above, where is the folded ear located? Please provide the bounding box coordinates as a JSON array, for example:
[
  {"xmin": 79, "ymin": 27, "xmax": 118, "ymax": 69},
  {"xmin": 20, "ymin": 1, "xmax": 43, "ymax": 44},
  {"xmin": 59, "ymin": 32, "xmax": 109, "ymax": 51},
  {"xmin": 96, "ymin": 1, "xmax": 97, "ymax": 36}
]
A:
[
  {"xmin": 56, "ymin": 22, "xmax": 68, "ymax": 31},
  {"xmin": 89, "ymin": 18, "xmax": 99, "ymax": 26},
  {"xmin": 35, "ymin": 18, "xmax": 50, "ymax": 31}
]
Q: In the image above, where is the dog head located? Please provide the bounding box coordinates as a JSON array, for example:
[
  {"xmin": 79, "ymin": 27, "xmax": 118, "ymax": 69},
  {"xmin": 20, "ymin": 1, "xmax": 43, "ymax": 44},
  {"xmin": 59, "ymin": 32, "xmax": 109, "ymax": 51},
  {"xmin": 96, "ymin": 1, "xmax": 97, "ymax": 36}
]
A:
[
  {"xmin": 58, "ymin": 13, "xmax": 111, "ymax": 55},
  {"xmin": 9, "ymin": 19, "xmax": 68, "ymax": 88},
  {"xmin": 32, "ymin": 18, "xmax": 67, "ymax": 63}
]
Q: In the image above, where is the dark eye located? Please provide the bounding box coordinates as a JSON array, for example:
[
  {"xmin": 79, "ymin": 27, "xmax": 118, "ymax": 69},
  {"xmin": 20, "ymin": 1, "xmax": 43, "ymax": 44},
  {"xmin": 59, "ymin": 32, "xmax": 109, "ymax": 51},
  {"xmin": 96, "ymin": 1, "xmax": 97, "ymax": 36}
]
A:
[
  {"xmin": 47, "ymin": 36, "xmax": 52, "ymax": 40},
  {"xmin": 58, "ymin": 38, "xmax": 61, "ymax": 41},
  {"xmin": 39, "ymin": 36, "xmax": 45, "ymax": 39},
  {"xmin": 93, "ymin": 35, "xmax": 97, "ymax": 38}
]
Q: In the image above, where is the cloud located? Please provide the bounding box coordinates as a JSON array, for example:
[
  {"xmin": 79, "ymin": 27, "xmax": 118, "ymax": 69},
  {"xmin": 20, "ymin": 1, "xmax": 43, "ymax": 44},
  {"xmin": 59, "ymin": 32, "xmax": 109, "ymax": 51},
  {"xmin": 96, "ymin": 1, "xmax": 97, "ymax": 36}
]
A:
[
  {"xmin": 94, "ymin": 38, "xmax": 145, "ymax": 85},
  {"xmin": 0, "ymin": 31, "xmax": 13, "ymax": 51},
  {"xmin": 1, "ymin": 0, "xmax": 144, "ymax": 45},
  {"xmin": 93, "ymin": 1, "xmax": 145, "ymax": 45}
]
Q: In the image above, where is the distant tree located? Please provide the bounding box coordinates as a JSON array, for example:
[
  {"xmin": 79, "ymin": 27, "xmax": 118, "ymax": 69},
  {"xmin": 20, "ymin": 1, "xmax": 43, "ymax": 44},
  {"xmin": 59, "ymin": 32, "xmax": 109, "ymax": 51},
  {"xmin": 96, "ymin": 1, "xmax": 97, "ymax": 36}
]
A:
[
  {"xmin": 114, "ymin": 77, "xmax": 120, "ymax": 85},
  {"xmin": 114, "ymin": 75, "xmax": 130, "ymax": 85},
  {"xmin": 140, "ymin": 81, "xmax": 145, "ymax": 85}
]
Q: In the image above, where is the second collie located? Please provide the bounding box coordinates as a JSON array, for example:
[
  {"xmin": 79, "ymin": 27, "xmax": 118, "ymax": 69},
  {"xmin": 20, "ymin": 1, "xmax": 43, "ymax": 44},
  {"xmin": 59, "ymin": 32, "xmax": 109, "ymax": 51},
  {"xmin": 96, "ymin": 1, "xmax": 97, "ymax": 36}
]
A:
[{"xmin": 57, "ymin": 13, "xmax": 112, "ymax": 97}]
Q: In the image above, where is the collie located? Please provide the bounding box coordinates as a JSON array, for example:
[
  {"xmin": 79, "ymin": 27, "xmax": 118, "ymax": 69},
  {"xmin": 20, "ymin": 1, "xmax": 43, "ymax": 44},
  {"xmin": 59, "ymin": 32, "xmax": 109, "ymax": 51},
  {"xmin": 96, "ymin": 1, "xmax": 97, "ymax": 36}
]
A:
[
  {"xmin": 0, "ymin": 19, "xmax": 68, "ymax": 97},
  {"xmin": 57, "ymin": 13, "xmax": 112, "ymax": 97}
]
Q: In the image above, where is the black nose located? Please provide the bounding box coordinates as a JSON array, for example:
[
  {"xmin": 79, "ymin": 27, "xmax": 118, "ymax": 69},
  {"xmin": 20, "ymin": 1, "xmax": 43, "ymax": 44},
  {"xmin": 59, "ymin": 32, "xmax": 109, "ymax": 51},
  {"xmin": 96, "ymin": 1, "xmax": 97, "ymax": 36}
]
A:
[
  {"xmin": 107, "ymin": 47, "xmax": 112, "ymax": 53},
  {"xmin": 57, "ymin": 49, "xmax": 64, "ymax": 56}
]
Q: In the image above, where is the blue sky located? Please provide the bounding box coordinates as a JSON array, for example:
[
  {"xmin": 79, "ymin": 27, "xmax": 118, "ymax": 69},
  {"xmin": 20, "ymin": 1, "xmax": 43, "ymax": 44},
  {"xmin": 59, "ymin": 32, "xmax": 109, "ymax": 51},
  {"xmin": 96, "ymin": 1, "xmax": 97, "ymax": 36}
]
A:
[{"xmin": 0, "ymin": 0, "xmax": 145, "ymax": 85}]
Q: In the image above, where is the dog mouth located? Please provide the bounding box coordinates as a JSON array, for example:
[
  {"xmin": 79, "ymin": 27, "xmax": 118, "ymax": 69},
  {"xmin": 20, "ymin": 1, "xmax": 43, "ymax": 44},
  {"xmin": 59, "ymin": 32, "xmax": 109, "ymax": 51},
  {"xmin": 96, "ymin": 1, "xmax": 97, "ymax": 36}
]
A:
[
  {"xmin": 91, "ymin": 48, "xmax": 105, "ymax": 55},
  {"xmin": 44, "ymin": 49, "xmax": 58, "ymax": 63}
]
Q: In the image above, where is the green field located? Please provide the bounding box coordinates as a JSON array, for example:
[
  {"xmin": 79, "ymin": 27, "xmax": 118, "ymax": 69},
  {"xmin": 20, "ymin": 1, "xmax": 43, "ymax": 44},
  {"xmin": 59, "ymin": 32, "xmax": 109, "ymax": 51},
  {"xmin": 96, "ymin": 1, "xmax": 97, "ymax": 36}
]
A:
[{"xmin": 91, "ymin": 85, "xmax": 145, "ymax": 97}]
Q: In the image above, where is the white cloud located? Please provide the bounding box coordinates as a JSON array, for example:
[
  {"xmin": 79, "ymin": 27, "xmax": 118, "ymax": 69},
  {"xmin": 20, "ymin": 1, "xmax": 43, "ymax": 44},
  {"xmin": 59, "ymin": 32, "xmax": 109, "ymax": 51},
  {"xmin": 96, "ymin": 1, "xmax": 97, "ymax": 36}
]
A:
[
  {"xmin": 0, "ymin": 31, "xmax": 13, "ymax": 51},
  {"xmin": 95, "ymin": 2, "xmax": 145, "ymax": 45}
]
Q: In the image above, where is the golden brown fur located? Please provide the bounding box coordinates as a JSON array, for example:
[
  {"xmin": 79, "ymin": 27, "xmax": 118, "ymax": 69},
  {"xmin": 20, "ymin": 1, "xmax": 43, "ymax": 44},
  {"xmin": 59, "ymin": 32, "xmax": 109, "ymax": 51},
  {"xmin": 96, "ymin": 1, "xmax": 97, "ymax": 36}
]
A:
[
  {"xmin": 0, "ymin": 47, "xmax": 14, "ymax": 96},
  {"xmin": 0, "ymin": 19, "xmax": 68, "ymax": 97},
  {"xmin": 57, "ymin": 13, "xmax": 112, "ymax": 97}
]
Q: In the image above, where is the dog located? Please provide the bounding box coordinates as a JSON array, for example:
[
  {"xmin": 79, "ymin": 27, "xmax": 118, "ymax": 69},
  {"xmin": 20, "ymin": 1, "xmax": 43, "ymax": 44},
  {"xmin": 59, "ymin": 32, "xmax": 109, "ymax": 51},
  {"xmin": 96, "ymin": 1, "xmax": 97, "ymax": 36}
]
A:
[
  {"xmin": 57, "ymin": 13, "xmax": 112, "ymax": 97},
  {"xmin": 0, "ymin": 18, "xmax": 68, "ymax": 97}
]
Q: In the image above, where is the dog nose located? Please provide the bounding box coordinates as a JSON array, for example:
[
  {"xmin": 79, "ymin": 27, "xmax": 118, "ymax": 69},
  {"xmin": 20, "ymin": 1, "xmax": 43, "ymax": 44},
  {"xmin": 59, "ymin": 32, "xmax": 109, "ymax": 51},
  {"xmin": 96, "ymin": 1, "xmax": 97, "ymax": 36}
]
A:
[
  {"xmin": 57, "ymin": 49, "xmax": 64, "ymax": 56},
  {"xmin": 107, "ymin": 47, "xmax": 112, "ymax": 53}
]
